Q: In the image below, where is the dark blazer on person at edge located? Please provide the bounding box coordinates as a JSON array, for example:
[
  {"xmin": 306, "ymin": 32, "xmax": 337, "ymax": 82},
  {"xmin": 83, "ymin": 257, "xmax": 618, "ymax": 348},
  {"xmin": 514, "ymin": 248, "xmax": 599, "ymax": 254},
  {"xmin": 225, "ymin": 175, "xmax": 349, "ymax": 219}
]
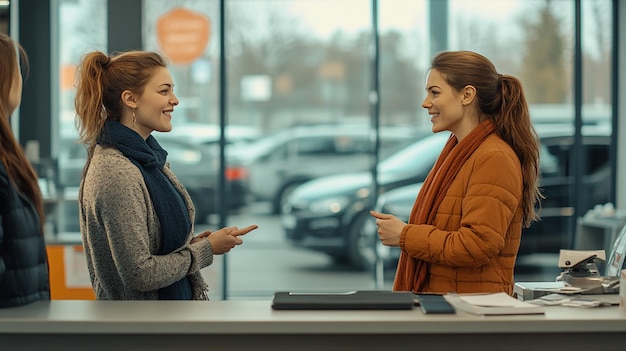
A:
[
  {"xmin": 0, "ymin": 32, "xmax": 50, "ymax": 308},
  {"xmin": 0, "ymin": 162, "xmax": 50, "ymax": 307}
]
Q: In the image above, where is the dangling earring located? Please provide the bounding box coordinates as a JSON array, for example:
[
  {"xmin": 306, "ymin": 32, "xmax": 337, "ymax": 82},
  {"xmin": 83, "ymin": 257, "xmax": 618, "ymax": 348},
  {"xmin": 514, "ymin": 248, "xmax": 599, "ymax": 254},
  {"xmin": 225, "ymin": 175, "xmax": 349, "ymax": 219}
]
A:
[{"xmin": 132, "ymin": 109, "xmax": 137, "ymax": 128}]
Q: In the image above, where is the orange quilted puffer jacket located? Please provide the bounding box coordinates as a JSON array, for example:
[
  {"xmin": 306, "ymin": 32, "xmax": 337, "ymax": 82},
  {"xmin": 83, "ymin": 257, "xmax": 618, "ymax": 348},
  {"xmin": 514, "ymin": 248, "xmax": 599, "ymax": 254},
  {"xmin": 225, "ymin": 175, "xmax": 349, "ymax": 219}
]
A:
[{"xmin": 398, "ymin": 134, "xmax": 523, "ymax": 295}]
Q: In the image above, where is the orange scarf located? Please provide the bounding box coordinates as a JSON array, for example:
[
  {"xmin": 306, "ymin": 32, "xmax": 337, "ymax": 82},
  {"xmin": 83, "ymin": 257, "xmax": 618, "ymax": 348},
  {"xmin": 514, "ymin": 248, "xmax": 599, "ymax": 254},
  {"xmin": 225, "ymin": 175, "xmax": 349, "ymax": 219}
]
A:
[{"xmin": 393, "ymin": 120, "xmax": 496, "ymax": 292}]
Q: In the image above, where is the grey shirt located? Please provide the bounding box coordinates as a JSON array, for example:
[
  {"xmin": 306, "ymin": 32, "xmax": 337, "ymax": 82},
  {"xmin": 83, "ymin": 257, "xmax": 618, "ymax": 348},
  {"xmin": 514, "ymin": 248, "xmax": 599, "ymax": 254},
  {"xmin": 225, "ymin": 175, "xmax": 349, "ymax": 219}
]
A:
[{"xmin": 79, "ymin": 145, "xmax": 213, "ymax": 300}]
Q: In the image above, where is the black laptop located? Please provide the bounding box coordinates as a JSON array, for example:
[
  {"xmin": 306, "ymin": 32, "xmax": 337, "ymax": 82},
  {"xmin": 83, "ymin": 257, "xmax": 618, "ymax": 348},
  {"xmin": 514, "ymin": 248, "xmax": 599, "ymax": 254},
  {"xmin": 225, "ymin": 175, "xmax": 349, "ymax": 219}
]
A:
[{"xmin": 271, "ymin": 290, "xmax": 415, "ymax": 310}]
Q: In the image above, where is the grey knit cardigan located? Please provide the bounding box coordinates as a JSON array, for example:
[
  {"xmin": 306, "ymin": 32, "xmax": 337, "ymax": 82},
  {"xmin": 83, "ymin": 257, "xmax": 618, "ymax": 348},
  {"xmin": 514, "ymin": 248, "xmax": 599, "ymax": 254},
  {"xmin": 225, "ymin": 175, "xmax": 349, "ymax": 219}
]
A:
[{"xmin": 79, "ymin": 145, "xmax": 213, "ymax": 300}]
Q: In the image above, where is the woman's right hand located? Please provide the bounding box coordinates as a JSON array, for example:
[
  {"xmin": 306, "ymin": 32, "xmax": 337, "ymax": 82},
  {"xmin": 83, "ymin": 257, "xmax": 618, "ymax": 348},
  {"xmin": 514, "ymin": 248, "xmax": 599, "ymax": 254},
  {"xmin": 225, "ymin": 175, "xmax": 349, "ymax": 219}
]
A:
[{"xmin": 207, "ymin": 225, "xmax": 258, "ymax": 254}]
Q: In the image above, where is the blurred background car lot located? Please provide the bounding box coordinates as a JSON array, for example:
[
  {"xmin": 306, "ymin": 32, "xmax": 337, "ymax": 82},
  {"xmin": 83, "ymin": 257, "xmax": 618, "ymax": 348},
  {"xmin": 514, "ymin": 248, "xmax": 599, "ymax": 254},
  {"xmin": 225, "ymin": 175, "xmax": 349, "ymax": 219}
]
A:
[
  {"xmin": 153, "ymin": 123, "xmax": 262, "ymax": 146},
  {"xmin": 281, "ymin": 123, "xmax": 611, "ymax": 271},
  {"xmin": 280, "ymin": 132, "xmax": 451, "ymax": 269},
  {"xmin": 228, "ymin": 124, "xmax": 429, "ymax": 214},
  {"xmin": 151, "ymin": 134, "xmax": 250, "ymax": 223}
]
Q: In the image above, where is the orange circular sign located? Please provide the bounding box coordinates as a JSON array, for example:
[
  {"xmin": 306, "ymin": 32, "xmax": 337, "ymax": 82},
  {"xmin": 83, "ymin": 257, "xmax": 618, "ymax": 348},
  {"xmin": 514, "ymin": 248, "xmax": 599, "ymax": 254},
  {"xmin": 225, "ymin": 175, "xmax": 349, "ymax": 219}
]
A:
[{"xmin": 156, "ymin": 7, "xmax": 211, "ymax": 65}]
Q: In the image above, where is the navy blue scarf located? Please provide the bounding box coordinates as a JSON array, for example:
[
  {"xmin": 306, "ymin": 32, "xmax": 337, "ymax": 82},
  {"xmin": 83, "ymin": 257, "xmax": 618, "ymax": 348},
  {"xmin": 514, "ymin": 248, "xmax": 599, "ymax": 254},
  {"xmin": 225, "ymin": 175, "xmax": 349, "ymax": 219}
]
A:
[{"xmin": 98, "ymin": 121, "xmax": 192, "ymax": 300}]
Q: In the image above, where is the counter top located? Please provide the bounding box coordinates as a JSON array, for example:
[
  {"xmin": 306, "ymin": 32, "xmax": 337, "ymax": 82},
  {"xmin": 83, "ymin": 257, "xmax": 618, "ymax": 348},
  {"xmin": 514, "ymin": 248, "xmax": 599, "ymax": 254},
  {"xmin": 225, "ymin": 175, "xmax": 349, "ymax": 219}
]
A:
[{"xmin": 2, "ymin": 299, "xmax": 626, "ymax": 351}]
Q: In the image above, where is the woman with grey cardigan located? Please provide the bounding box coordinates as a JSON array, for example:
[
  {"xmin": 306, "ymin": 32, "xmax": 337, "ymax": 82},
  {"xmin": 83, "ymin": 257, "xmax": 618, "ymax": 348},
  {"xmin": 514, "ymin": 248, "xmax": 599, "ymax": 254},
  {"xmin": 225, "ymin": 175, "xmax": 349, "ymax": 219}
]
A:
[{"xmin": 74, "ymin": 50, "xmax": 257, "ymax": 300}]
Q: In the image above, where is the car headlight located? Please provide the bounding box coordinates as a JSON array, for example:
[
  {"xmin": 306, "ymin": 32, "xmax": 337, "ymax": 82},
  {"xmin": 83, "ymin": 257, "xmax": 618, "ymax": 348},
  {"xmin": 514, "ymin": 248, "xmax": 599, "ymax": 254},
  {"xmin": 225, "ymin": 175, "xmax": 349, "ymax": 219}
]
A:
[{"xmin": 308, "ymin": 196, "xmax": 351, "ymax": 214}]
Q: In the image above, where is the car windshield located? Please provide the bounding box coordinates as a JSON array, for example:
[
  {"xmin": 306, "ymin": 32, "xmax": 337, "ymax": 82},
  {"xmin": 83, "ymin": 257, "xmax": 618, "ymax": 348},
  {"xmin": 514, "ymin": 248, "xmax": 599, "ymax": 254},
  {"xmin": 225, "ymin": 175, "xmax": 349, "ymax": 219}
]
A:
[
  {"xmin": 230, "ymin": 126, "xmax": 378, "ymax": 160},
  {"xmin": 230, "ymin": 131, "xmax": 290, "ymax": 160},
  {"xmin": 378, "ymin": 132, "xmax": 449, "ymax": 176}
]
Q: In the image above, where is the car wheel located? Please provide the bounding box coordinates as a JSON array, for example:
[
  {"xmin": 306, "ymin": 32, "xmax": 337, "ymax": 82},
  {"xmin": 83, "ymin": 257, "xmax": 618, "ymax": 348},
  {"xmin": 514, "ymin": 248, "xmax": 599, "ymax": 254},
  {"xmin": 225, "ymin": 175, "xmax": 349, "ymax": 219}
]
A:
[{"xmin": 347, "ymin": 211, "xmax": 378, "ymax": 271}]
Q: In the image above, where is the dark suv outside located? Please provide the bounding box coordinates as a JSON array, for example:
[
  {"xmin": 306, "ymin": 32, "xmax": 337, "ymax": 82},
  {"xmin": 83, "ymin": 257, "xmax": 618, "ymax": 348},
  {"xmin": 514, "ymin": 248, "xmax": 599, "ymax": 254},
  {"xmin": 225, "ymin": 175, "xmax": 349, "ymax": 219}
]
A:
[
  {"xmin": 282, "ymin": 124, "xmax": 611, "ymax": 270},
  {"xmin": 280, "ymin": 132, "xmax": 450, "ymax": 269}
]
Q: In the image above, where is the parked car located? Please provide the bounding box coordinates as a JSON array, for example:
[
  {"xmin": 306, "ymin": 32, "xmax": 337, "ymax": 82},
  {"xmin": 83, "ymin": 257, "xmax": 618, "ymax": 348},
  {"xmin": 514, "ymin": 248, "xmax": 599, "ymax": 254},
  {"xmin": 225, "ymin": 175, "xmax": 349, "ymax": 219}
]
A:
[
  {"xmin": 282, "ymin": 123, "xmax": 612, "ymax": 270},
  {"xmin": 154, "ymin": 123, "xmax": 262, "ymax": 146},
  {"xmin": 229, "ymin": 124, "xmax": 428, "ymax": 214},
  {"xmin": 152, "ymin": 133, "xmax": 250, "ymax": 221},
  {"xmin": 154, "ymin": 123, "xmax": 262, "ymax": 219},
  {"xmin": 522, "ymin": 123, "xmax": 610, "ymax": 254},
  {"xmin": 280, "ymin": 132, "xmax": 450, "ymax": 269}
]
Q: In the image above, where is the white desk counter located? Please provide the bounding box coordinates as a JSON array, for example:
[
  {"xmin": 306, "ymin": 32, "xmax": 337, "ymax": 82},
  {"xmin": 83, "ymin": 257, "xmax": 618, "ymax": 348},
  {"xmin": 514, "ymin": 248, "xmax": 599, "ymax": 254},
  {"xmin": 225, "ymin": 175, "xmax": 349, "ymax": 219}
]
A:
[{"xmin": 1, "ymin": 300, "xmax": 625, "ymax": 351}]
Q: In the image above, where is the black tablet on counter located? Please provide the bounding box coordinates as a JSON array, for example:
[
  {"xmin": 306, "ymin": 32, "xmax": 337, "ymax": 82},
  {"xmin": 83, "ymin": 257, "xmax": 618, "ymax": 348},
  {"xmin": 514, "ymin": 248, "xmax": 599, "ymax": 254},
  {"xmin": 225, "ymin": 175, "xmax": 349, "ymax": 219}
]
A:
[{"xmin": 271, "ymin": 290, "xmax": 416, "ymax": 310}]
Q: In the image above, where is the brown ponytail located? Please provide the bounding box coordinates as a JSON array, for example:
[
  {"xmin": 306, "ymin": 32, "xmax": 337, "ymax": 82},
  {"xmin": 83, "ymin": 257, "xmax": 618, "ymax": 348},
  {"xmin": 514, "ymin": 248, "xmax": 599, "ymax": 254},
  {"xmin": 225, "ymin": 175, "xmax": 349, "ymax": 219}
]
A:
[{"xmin": 496, "ymin": 74, "xmax": 543, "ymax": 227}]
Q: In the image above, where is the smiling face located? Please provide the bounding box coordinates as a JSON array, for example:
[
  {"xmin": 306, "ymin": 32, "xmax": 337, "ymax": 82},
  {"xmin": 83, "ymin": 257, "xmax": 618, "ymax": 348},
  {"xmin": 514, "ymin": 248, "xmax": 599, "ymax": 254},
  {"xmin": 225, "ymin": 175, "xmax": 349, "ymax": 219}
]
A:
[
  {"xmin": 132, "ymin": 67, "xmax": 179, "ymax": 139},
  {"xmin": 421, "ymin": 69, "xmax": 478, "ymax": 141},
  {"xmin": 421, "ymin": 69, "xmax": 465, "ymax": 135}
]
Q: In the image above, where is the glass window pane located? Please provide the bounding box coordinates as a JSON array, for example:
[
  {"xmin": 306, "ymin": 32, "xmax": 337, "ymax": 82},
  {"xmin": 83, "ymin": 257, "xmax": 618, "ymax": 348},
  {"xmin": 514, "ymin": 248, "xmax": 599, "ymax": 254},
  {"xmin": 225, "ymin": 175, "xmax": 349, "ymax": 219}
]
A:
[
  {"xmin": 56, "ymin": 0, "xmax": 107, "ymax": 233},
  {"xmin": 143, "ymin": 0, "xmax": 224, "ymax": 298},
  {"xmin": 133, "ymin": 0, "xmax": 616, "ymax": 298},
  {"xmin": 225, "ymin": 0, "xmax": 378, "ymax": 298},
  {"xmin": 581, "ymin": 0, "xmax": 613, "ymax": 221}
]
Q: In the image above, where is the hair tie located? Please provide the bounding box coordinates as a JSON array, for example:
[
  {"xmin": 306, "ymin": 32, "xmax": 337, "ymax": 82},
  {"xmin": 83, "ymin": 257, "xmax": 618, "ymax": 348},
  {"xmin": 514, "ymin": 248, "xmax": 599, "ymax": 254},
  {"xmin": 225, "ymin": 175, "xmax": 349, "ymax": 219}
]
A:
[{"xmin": 102, "ymin": 56, "xmax": 112, "ymax": 69}]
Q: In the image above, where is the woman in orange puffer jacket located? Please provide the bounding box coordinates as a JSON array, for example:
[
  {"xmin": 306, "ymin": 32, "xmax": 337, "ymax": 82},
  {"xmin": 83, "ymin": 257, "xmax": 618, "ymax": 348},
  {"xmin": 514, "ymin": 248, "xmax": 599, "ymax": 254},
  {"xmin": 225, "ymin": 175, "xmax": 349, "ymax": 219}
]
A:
[{"xmin": 371, "ymin": 50, "xmax": 542, "ymax": 296}]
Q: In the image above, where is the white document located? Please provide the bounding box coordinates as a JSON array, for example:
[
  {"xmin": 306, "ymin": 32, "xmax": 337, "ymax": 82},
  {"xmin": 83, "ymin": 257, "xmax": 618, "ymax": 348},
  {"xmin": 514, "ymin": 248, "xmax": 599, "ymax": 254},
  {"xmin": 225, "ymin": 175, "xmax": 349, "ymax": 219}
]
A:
[
  {"xmin": 443, "ymin": 292, "xmax": 545, "ymax": 315},
  {"xmin": 459, "ymin": 292, "xmax": 538, "ymax": 307},
  {"xmin": 64, "ymin": 245, "xmax": 92, "ymax": 288}
]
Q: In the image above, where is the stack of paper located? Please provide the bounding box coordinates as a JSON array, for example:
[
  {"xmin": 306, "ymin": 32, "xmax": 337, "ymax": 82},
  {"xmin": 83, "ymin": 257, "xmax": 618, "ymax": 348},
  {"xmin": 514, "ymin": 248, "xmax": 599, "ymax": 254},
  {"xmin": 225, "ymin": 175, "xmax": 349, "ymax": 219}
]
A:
[{"xmin": 443, "ymin": 292, "xmax": 545, "ymax": 315}]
